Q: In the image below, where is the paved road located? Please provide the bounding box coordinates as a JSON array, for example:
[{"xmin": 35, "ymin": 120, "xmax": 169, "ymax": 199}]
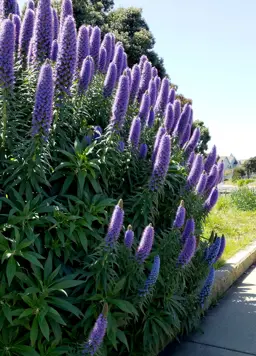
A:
[{"xmin": 161, "ymin": 266, "xmax": 256, "ymax": 356}]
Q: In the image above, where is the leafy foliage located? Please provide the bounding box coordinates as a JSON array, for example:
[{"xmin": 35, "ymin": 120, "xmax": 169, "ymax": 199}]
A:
[{"xmin": 231, "ymin": 187, "xmax": 256, "ymax": 211}]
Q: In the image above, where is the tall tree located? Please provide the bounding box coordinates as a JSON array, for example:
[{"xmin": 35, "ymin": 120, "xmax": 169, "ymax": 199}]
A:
[{"xmin": 244, "ymin": 157, "xmax": 256, "ymax": 178}]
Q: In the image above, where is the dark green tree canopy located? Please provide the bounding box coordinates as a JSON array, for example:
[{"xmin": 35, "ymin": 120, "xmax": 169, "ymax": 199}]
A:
[
  {"xmin": 244, "ymin": 157, "xmax": 256, "ymax": 177},
  {"xmin": 192, "ymin": 120, "xmax": 211, "ymax": 155}
]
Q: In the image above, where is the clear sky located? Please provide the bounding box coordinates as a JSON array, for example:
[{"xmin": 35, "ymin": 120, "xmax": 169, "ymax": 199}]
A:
[{"xmin": 18, "ymin": 0, "xmax": 256, "ymax": 159}]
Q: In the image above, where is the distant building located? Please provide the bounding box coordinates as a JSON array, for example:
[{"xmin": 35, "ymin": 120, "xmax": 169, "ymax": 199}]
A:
[{"xmin": 218, "ymin": 154, "xmax": 240, "ymax": 181}]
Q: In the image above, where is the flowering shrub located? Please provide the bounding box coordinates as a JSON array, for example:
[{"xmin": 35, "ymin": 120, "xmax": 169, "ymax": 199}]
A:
[{"xmin": 0, "ymin": 0, "xmax": 225, "ymax": 355}]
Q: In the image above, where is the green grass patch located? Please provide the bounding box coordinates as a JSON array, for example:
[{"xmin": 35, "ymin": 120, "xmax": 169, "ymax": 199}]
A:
[{"xmin": 203, "ymin": 195, "xmax": 256, "ymax": 266}]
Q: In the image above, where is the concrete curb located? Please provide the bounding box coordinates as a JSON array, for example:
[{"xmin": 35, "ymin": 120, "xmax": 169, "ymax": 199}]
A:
[{"xmin": 210, "ymin": 240, "xmax": 256, "ymax": 302}]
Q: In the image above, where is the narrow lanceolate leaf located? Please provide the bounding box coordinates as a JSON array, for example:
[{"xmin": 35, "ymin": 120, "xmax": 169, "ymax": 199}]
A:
[
  {"xmin": 38, "ymin": 313, "xmax": 50, "ymax": 340},
  {"xmin": 108, "ymin": 299, "xmax": 138, "ymax": 316},
  {"xmin": 30, "ymin": 317, "xmax": 38, "ymax": 346},
  {"xmin": 6, "ymin": 256, "xmax": 16, "ymax": 286},
  {"xmin": 47, "ymin": 297, "xmax": 82, "ymax": 317}
]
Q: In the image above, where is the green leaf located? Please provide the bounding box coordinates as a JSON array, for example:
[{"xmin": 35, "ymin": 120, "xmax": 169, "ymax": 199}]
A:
[
  {"xmin": 47, "ymin": 307, "xmax": 66, "ymax": 325},
  {"xmin": 6, "ymin": 256, "xmax": 16, "ymax": 286},
  {"xmin": 30, "ymin": 317, "xmax": 38, "ymax": 347},
  {"xmin": 47, "ymin": 297, "xmax": 82, "ymax": 317},
  {"xmin": 44, "ymin": 251, "xmax": 52, "ymax": 281},
  {"xmin": 19, "ymin": 308, "xmax": 34, "ymax": 319},
  {"xmin": 116, "ymin": 329, "xmax": 129, "ymax": 351},
  {"xmin": 108, "ymin": 299, "xmax": 138, "ymax": 316},
  {"xmin": 13, "ymin": 345, "xmax": 40, "ymax": 356},
  {"xmin": 49, "ymin": 279, "xmax": 85, "ymax": 291},
  {"xmin": 38, "ymin": 313, "xmax": 50, "ymax": 341},
  {"xmin": 113, "ymin": 278, "xmax": 126, "ymax": 295},
  {"xmin": 21, "ymin": 252, "xmax": 43, "ymax": 268},
  {"xmin": 2, "ymin": 304, "xmax": 12, "ymax": 324},
  {"xmin": 61, "ymin": 175, "xmax": 74, "ymax": 195}
]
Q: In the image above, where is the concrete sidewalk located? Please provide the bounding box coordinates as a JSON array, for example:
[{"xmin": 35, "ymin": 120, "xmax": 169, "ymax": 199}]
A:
[{"xmin": 163, "ymin": 265, "xmax": 256, "ymax": 356}]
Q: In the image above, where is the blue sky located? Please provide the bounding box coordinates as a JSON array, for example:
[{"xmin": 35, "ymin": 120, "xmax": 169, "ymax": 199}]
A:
[{"xmin": 19, "ymin": 0, "xmax": 256, "ymax": 158}]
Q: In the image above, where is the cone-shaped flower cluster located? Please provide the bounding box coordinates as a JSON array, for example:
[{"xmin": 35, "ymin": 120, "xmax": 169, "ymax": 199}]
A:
[
  {"xmin": 103, "ymin": 62, "xmax": 117, "ymax": 97},
  {"xmin": 90, "ymin": 26, "xmax": 101, "ymax": 69},
  {"xmin": 139, "ymin": 92, "xmax": 150, "ymax": 124},
  {"xmin": 139, "ymin": 143, "xmax": 148, "ymax": 159},
  {"xmin": 130, "ymin": 64, "xmax": 140, "ymax": 102},
  {"xmin": 184, "ymin": 127, "xmax": 200, "ymax": 156},
  {"xmin": 77, "ymin": 25, "xmax": 89, "ymax": 70},
  {"xmin": 19, "ymin": 8, "xmax": 34, "ymax": 63},
  {"xmin": 105, "ymin": 200, "xmax": 124, "ymax": 248},
  {"xmin": 150, "ymin": 134, "xmax": 171, "ymax": 191},
  {"xmin": 78, "ymin": 57, "xmax": 93, "ymax": 94},
  {"xmin": 147, "ymin": 107, "xmax": 155, "ymax": 128},
  {"xmin": 55, "ymin": 15, "xmax": 77, "ymax": 98},
  {"xmin": 128, "ymin": 117, "xmax": 141, "ymax": 148},
  {"xmin": 52, "ymin": 8, "xmax": 58, "ymax": 40},
  {"xmin": 204, "ymin": 145, "xmax": 217, "ymax": 173},
  {"xmin": 196, "ymin": 171, "xmax": 207, "ymax": 195},
  {"xmin": 33, "ymin": 0, "xmax": 52, "ymax": 63},
  {"xmin": 124, "ymin": 225, "xmax": 134, "ymax": 249},
  {"xmin": 1, "ymin": 0, "xmax": 17, "ymax": 18},
  {"xmin": 50, "ymin": 39, "xmax": 58, "ymax": 62},
  {"xmin": 168, "ymin": 88, "xmax": 176, "ymax": 104},
  {"xmin": 173, "ymin": 201, "xmax": 186, "ymax": 228},
  {"xmin": 148, "ymin": 78, "xmax": 157, "ymax": 107},
  {"xmin": 205, "ymin": 164, "xmax": 218, "ymax": 192},
  {"xmin": 204, "ymin": 187, "xmax": 219, "ymax": 211},
  {"xmin": 205, "ymin": 237, "xmax": 221, "ymax": 265},
  {"xmin": 110, "ymin": 74, "xmax": 129, "ymax": 130},
  {"xmin": 164, "ymin": 103, "xmax": 174, "ymax": 133},
  {"xmin": 155, "ymin": 77, "xmax": 169, "ymax": 116},
  {"xmin": 0, "ymin": 19, "xmax": 14, "ymax": 90},
  {"xmin": 199, "ymin": 267, "xmax": 215, "ymax": 308},
  {"xmin": 60, "ymin": 0, "xmax": 73, "ymax": 33},
  {"xmin": 177, "ymin": 235, "xmax": 196, "ymax": 266},
  {"xmin": 181, "ymin": 218, "xmax": 195, "ymax": 244},
  {"xmin": 112, "ymin": 44, "xmax": 124, "ymax": 79},
  {"xmin": 217, "ymin": 161, "xmax": 224, "ymax": 184},
  {"xmin": 187, "ymin": 154, "xmax": 203, "ymax": 188},
  {"xmin": 139, "ymin": 255, "xmax": 160, "ymax": 296},
  {"xmin": 215, "ymin": 235, "xmax": 226, "ymax": 262},
  {"xmin": 187, "ymin": 151, "xmax": 195, "ymax": 169},
  {"xmin": 83, "ymin": 312, "xmax": 108, "ymax": 355},
  {"xmin": 136, "ymin": 224, "xmax": 154, "ymax": 263},
  {"xmin": 27, "ymin": 0, "xmax": 34, "ymax": 10},
  {"xmin": 12, "ymin": 14, "xmax": 20, "ymax": 52},
  {"xmin": 98, "ymin": 47, "xmax": 107, "ymax": 73},
  {"xmin": 31, "ymin": 62, "xmax": 53, "ymax": 139},
  {"xmin": 151, "ymin": 126, "xmax": 166, "ymax": 163},
  {"xmin": 173, "ymin": 103, "xmax": 191, "ymax": 142},
  {"xmin": 172, "ymin": 99, "xmax": 181, "ymax": 133},
  {"xmin": 138, "ymin": 60, "xmax": 151, "ymax": 101}
]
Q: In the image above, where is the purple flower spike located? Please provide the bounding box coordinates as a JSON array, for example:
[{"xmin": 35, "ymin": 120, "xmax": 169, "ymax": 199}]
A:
[
  {"xmin": 138, "ymin": 60, "xmax": 152, "ymax": 101},
  {"xmin": 88, "ymin": 56, "xmax": 95, "ymax": 82},
  {"xmin": 118, "ymin": 141, "xmax": 125, "ymax": 152},
  {"xmin": 1, "ymin": 0, "xmax": 16, "ymax": 17},
  {"xmin": 196, "ymin": 171, "xmax": 207, "ymax": 195},
  {"xmin": 204, "ymin": 145, "xmax": 217, "ymax": 173},
  {"xmin": 109, "ymin": 33, "xmax": 115, "ymax": 61},
  {"xmin": 122, "ymin": 52, "xmax": 128, "ymax": 72},
  {"xmin": 60, "ymin": 0, "xmax": 73, "ymax": 33},
  {"xmin": 164, "ymin": 103, "xmax": 174, "ymax": 134},
  {"xmin": 19, "ymin": 8, "xmax": 34, "ymax": 62},
  {"xmin": 105, "ymin": 200, "xmax": 124, "ymax": 248},
  {"xmin": 128, "ymin": 117, "xmax": 141, "ymax": 148},
  {"xmin": 173, "ymin": 103, "xmax": 192, "ymax": 141},
  {"xmin": 33, "ymin": 0, "xmax": 52, "ymax": 63},
  {"xmin": 139, "ymin": 91, "xmax": 150, "ymax": 124},
  {"xmin": 180, "ymin": 122, "xmax": 192, "ymax": 147},
  {"xmin": 147, "ymin": 107, "xmax": 155, "ymax": 128},
  {"xmin": 27, "ymin": 0, "xmax": 34, "ymax": 10},
  {"xmin": 138, "ymin": 55, "xmax": 148, "ymax": 72},
  {"xmin": 124, "ymin": 225, "xmax": 134, "ymax": 249},
  {"xmin": 215, "ymin": 235, "xmax": 226, "ymax": 262},
  {"xmin": 90, "ymin": 26, "xmax": 101, "ymax": 69},
  {"xmin": 173, "ymin": 201, "xmax": 186, "ymax": 228},
  {"xmin": 136, "ymin": 224, "xmax": 154, "ymax": 263},
  {"xmin": 130, "ymin": 64, "xmax": 141, "ymax": 102},
  {"xmin": 172, "ymin": 99, "xmax": 181, "ymax": 133},
  {"xmin": 98, "ymin": 47, "xmax": 107, "ymax": 73},
  {"xmin": 155, "ymin": 76, "xmax": 161, "ymax": 93},
  {"xmin": 110, "ymin": 74, "xmax": 130, "ymax": 130},
  {"xmin": 87, "ymin": 25, "xmax": 92, "ymax": 38},
  {"xmin": 199, "ymin": 267, "xmax": 215, "ymax": 308},
  {"xmin": 148, "ymin": 78, "xmax": 157, "ymax": 107},
  {"xmin": 32, "ymin": 62, "xmax": 53, "ymax": 139},
  {"xmin": 177, "ymin": 235, "xmax": 196, "ymax": 266},
  {"xmin": 152, "ymin": 67, "xmax": 158, "ymax": 77},
  {"xmin": 151, "ymin": 126, "xmax": 166, "ymax": 163},
  {"xmin": 0, "ymin": 19, "xmax": 14, "ymax": 90},
  {"xmin": 103, "ymin": 62, "xmax": 117, "ymax": 97},
  {"xmin": 101, "ymin": 33, "xmax": 112, "ymax": 69},
  {"xmin": 150, "ymin": 134, "xmax": 171, "ymax": 191},
  {"xmin": 55, "ymin": 15, "xmax": 77, "ymax": 97},
  {"xmin": 27, "ymin": 38, "xmax": 34, "ymax": 66},
  {"xmin": 205, "ymin": 164, "xmax": 218, "ymax": 192},
  {"xmin": 139, "ymin": 255, "xmax": 160, "ymax": 296},
  {"xmin": 206, "ymin": 237, "xmax": 221, "ymax": 265},
  {"xmin": 50, "ymin": 39, "xmax": 58, "ymax": 61},
  {"xmin": 204, "ymin": 187, "xmax": 219, "ymax": 211},
  {"xmin": 12, "ymin": 14, "xmax": 20, "ymax": 52},
  {"xmin": 187, "ymin": 151, "xmax": 195, "ymax": 170},
  {"xmin": 184, "ymin": 127, "xmax": 201, "ymax": 156},
  {"xmin": 181, "ymin": 218, "xmax": 195, "ymax": 244},
  {"xmin": 52, "ymin": 8, "xmax": 58, "ymax": 40},
  {"xmin": 155, "ymin": 77, "xmax": 169, "ymax": 116},
  {"xmin": 125, "ymin": 67, "xmax": 131, "ymax": 88},
  {"xmin": 187, "ymin": 154, "xmax": 204, "ymax": 188},
  {"xmin": 93, "ymin": 125, "xmax": 102, "ymax": 140},
  {"xmin": 139, "ymin": 143, "xmax": 148, "ymax": 159},
  {"xmin": 83, "ymin": 312, "xmax": 108, "ymax": 356},
  {"xmin": 168, "ymin": 88, "xmax": 176, "ymax": 104},
  {"xmin": 217, "ymin": 161, "xmax": 225, "ymax": 184},
  {"xmin": 78, "ymin": 57, "xmax": 92, "ymax": 94},
  {"xmin": 112, "ymin": 44, "xmax": 124, "ymax": 79},
  {"xmin": 15, "ymin": 2, "xmax": 20, "ymax": 16},
  {"xmin": 77, "ymin": 25, "xmax": 89, "ymax": 70}
]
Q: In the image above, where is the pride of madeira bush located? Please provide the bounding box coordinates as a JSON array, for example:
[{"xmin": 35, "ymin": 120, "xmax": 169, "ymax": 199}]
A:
[{"xmin": 0, "ymin": 0, "xmax": 226, "ymax": 354}]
